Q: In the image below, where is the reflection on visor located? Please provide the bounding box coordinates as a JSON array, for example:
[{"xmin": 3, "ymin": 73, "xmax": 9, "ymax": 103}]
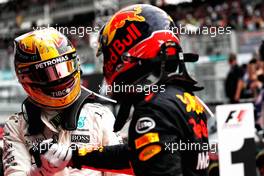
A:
[
  {"xmin": 18, "ymin": 52, "xmax": 79, "ymax": 83},
  {"xmin": 33, "ymin": 60, "xmax": 77, "ymax": 82}
]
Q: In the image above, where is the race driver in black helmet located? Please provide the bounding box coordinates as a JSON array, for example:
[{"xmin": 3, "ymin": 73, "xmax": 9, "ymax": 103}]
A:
[{"xmin": 71, "ymin": 4, "xmax": 210, "ymax": 176}]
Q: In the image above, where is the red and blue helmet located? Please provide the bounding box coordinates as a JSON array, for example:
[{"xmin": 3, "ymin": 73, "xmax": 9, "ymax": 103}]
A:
[{"xmin": 97, "ymin": 4, "xmax": 200, "ymax": 97}]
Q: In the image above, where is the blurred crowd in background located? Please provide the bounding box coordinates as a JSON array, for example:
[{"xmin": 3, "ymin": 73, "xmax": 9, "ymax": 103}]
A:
[
  {"xmin": 0, "ymin": 0, "xmax": 264, "ymax": 116},
  {"xmin": 0, "ymin": 0, "xmax": 264, "ymax": 175},
  {"xmin": 0, "ymin": 0, "xmax": 264, "ymax": 50},
  {"xmin": 225, "ymin": 42, "xmax": 264, "ymax": 130},
  {"xmin": 168, "ymin": 0, "xmax": 264, "ymax": 31}
]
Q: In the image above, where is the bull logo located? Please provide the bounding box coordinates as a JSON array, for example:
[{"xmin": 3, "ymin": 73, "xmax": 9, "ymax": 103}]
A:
[{"xmin": 103, "ymin": 6, "xmax": 145, "ymax": 45}]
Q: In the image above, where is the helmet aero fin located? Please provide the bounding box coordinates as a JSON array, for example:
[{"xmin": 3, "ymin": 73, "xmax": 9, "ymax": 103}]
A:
[{"xmin": 159, "ymin": 41, "xmax": 203, "ymax": 91}]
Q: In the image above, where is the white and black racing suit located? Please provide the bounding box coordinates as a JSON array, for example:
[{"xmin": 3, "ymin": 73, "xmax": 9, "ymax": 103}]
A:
[{"xmin": 3, "ymin": 103, "xmax": 127, "ymax": 176}]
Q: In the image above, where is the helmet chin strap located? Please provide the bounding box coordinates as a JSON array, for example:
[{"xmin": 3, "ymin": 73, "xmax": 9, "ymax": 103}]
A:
[{"xmin": 151, "ymin": 41, "xmax": 203, "ymax": 91}]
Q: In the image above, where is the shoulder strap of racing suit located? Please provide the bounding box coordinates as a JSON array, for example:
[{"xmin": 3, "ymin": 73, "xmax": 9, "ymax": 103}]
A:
[
  {"xmin": 60, "ymin": 87, "xmax": 94, "ymax": 130},
  {"xmin": 23, "ymin": 87, "xmax": 96, "ymax": 135},
  {"xmin": 23, "ymin": 98, "xmax": 43, "ymax": 135}
]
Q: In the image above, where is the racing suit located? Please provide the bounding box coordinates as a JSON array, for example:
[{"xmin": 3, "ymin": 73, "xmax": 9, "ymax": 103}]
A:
[
  {"xmin": 128, "ymin": 84, "xmax": 209, "ymax": 176},
  {"xmin": 76, "ymin": 84, "xmax": 209, "ymax": 176},
  {"xmin": 3, "ymin": 103, "xmax": 125, "ymax": 176}
]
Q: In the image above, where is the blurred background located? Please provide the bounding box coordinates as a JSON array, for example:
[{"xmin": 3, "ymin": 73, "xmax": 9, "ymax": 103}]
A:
[
  {"xmin": 1, "ymin": 0, "xmax": 264, "ymax": 116},
  {"xmin": 1, "ymin": 0, "xmax": 264, "ymax": 174}
]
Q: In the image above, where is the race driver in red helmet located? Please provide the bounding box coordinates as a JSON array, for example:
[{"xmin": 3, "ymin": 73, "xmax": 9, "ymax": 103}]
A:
[{"xmin": 71, "ymin": 4, "xmax": 210, "ymax": 176}]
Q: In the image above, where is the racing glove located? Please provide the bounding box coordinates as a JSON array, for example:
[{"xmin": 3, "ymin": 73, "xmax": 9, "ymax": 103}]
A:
[
  {"xmin": 28, "ymin": 139, "xmax": 72, "ymax": 176},
  {"xmin": 71, "ymin": 144, "xmax": 133, "ymax": 174}
]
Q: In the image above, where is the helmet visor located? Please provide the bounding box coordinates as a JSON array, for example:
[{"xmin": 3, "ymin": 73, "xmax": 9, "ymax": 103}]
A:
[{"xmin": 17, "ymin": 52, "xmax": 79, "ymax": 84}]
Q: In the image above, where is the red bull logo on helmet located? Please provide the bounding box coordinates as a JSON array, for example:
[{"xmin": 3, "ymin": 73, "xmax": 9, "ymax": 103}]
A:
[
  {"xmin": 103, "ymin": 6, "xmax": 145, "ymax": 46},
  {"xmin": 104, "ymin": 23, "xmax": 142, "ymax": 76}
]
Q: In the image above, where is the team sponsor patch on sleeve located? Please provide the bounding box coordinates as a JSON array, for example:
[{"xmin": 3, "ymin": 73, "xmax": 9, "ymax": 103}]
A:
[
  {"xmin": 176, "ymin": 92, "xmax": 204, "ymax": 115},
  {"xmin": 139, "ymin": 145, "xmax": 162, "ymax": 161},
  {"xmin": 135, "ymin": 117, "xmax": 156, "ymax": 134},
  {"xmin": 135, "ymin": 132, "xmax": 159, "ymax": 149}
]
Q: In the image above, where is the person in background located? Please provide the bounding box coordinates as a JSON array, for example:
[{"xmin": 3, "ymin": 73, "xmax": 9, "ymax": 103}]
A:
[
  {"xmin": 225, "ymin": 53, "xmax": 244, "ymax": 103},
  {"xmin": 258, "ymin": 40, "xmax": 264, "ymax": 83},
  {"xmin": 241, "ymin": 59, "xmax": 262, "ymax": 100},
  {"xmin": 254, "ymin": 41, "xmax": 264, "ymax": 131}
]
